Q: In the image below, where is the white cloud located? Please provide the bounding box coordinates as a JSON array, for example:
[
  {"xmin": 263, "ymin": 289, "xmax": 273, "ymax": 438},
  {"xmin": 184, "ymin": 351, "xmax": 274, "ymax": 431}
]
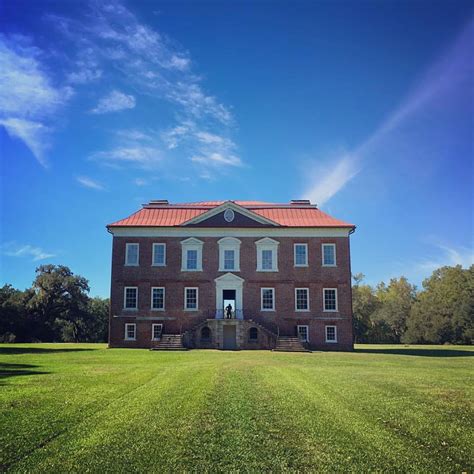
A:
[
  {"xmin": 0, "ymin": 35, "xmax": 72, "ymax": 166},
  {"xmin": 2, "ymin": 242, "xmax": 55, "ymax": 261},
  {"xmin": 91, "ymin": 90, "xmax": 136, "ymax": 114},
  {"xmin": 133, "ymin": 178, "xmax": 148, "ymax": 186},
  {"xmin": 302, "ymin": 18, "xmax": 473, "ymax": 206},
  {"xmin": 76, "ymin": 176, "xmax": 105, "ymax": 190},
  {"xmin": 416, "ymin": 243, "xmax": 474, "ymax": 274},
  {"xmin": 191, "ymin": 152, "xmax": 242, "ymax": 167},
  {"xmin": 0, "ymin": 118, "xmax": 50, "ymax": 167},
  {"xmin": 91, "ymin": 146, "xmax": 162, "ymax": 168}
]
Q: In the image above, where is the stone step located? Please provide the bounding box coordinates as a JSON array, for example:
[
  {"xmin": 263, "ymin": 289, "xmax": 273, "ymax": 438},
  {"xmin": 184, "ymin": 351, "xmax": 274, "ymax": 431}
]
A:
[{"xmin": 150, "ymin": 334, "xmax": 187, "ymax": 351}]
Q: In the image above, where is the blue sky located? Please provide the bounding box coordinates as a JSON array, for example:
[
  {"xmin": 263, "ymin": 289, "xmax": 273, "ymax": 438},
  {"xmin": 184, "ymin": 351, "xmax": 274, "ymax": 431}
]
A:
[{"xmin": 1, "ymin": 0, "xmax": 473, "ymax": 297}]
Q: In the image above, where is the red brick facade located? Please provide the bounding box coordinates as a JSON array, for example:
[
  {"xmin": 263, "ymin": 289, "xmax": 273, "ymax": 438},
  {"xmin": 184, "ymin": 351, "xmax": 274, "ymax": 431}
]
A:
[{"xmin": 108, "ymin": 201, "xmax": 354, "ymax": 351}]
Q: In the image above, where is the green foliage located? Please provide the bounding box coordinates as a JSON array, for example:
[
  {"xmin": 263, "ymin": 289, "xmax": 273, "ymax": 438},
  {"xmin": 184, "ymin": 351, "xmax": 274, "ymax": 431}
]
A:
[{"xmin": 0, "ymin": 345, "xmax": 472, "ymax": 472}]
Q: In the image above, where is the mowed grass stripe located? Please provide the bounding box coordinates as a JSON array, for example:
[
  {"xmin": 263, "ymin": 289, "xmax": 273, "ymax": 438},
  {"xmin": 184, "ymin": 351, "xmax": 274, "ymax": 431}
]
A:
[{"xmin": 10, "ymin": 362, "xmax": 220, "ymax": 473}]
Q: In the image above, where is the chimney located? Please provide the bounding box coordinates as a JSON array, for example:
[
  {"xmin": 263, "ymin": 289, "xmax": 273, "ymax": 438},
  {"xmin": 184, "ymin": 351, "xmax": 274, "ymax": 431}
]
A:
[
  {"xmin": 149, "ymin": 199, "xmax": 169, "ymax": 205},
  {"xmin": 290, "ymin": 199, "xmax": 311, "ymax": 205}
]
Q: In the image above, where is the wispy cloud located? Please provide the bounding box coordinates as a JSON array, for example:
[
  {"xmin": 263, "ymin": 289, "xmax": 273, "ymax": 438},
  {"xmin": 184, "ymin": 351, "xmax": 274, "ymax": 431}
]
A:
[
  {"xmin": 2, "ymin": 242, "xmax": 55, "ymax": 261},
  {"xmin": 90, "ymin": 146, "xmax": 162, "ymax": 168},
  {"xmin": 91, "ymin": 89, "xmax": 136, "ymax": 114},
  {"xmin": 0, "ymin": 34, "xmax": 72, "ymax": 166},
  {"xmin": 302, "ymin": 17, "xmax": 474, "ymax": 206},
  {"xmin": 416, "ymin": 242, "xmax": 474, "ymax": 274},
  {"xmin": 76, "ymin": 175, "xmax": 105, "ymax": 190}
]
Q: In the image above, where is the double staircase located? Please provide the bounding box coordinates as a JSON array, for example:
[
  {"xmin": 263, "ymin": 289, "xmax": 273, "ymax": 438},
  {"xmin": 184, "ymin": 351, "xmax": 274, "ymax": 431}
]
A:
[
  {"xmin": 150, "ymin": 334, "xmax": 187, "ymax": 351},
  {"xmin": 273, "ymin": 336, "xmax": 311, "ymax": 352}
]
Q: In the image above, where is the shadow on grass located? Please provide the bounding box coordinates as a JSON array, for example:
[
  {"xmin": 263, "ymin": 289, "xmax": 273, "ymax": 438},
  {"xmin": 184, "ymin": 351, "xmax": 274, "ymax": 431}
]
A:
[
  {"xmin": 0, "ymin": 347, "xmax": 95, "ymax": 355},
  {"xmin": 0, "ymin": 363, "xmax": 50, "ymax": 383},
  {"xmin": 355, "ymin": 347, "xmax": 474, "ymax": 357}
]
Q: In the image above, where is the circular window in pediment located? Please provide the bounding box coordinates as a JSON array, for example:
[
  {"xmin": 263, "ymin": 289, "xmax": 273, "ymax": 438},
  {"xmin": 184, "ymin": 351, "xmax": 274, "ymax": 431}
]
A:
[{"xmin": 224, "ymin": 209, "xmax": 235, "ymax": 222}]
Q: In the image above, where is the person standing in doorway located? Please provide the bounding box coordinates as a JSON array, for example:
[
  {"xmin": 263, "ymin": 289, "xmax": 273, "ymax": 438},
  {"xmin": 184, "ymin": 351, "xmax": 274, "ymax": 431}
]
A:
[{"xmin": 225, "ymin": 303, "xmax": 233, "ymax": 319}]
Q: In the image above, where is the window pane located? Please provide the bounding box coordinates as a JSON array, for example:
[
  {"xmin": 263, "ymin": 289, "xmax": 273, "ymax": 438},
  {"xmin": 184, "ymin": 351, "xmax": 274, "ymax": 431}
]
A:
[
  {"xmin": 323, "ymin": 245, "xmax": 335, "ymax": 265},
  {"xmin": 262, "ymin": 289, "xmax": 274, "ymax": 309},
  {"xmin": 324, "ymin": 289, "xmax": 337, "ymax": 310},
  {"xmin": 126, "ymin": 244, "xmax": 139, "ymax": 265},
  {"xmin": 153, "ymin": 244, "xmax": 165, "ymax": 265},
  {"xmin": 186, "ymin": 288, "xmax": 197, "ymax": 309},
  {"xmin": 262, "ymin": 250, "xmax": 273, "ymax": 269},
  {"xmin": 298, "ymin": 326, "xmax": 308, "ymax": 342},
  {"xmin": 326, "ymin": 326, "xmax": 336, "ymax": 341},
  {"xmin": 126, "ymin": 324, "xmax": 135, "ymax": 339},
  {"xmin": 224, "ymin": 249, "xmax": 235, "ymax": 270},
  {"xmin": 295, "ymin": 245, "xmax": 307, "ymax": 265},
  {"xmin": 153, "ymin": 324, "xmax": 163, "ymax": 340},
  {"xmin": 125, "ymin": 288, "xmax": 137, "ymax": 308},
  {"xmin": 187, "ymin": 249, "xmax": 198, "ymax": 269},
  {"xmin": 296, "ymin": 289, "xmax": 309, "ymax": 310},
  {"xmin": 152, "ymin": 288, "xmax": 164, "ymax": 309}
]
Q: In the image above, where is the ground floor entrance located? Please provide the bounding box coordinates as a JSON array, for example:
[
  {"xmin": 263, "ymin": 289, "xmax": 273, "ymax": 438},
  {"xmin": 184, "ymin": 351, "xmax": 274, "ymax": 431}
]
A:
[{"xmin": 223, "ymin": 324, "xmax": 237, "ymax": 350}]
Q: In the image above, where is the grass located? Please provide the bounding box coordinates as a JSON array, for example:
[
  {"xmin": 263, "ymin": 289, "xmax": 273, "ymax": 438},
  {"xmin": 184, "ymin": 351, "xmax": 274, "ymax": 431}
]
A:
[{"xmin": 0, "ymin": 344, "xmax": 472, "ymax": 473}]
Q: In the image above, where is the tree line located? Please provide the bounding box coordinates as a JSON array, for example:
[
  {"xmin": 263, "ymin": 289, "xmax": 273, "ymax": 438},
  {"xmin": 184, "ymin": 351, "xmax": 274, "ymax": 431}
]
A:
[
  {"xmin": 353, "ymin": 265, "xmax": 473, "ymax": 344},
  {"xmin": 0, "ymin": 263, "xmax": 472, "ymax": 344}
]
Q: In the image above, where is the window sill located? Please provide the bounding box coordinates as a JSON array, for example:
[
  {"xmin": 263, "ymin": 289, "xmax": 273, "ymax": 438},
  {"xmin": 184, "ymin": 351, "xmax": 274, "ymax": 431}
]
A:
[
  {"xmin": 325, "ymin": 340, "xmax": 338, "ymax": 344},
  {"xmin": 219, "ymin": 268, "xmax": 240, "ymax": 272},
  {"xmin": 260, "ymin": 309, "xmax": 275, "ymax": 312},
  {"xmin": 123, "ymin": 308, "xmax": 138, "ymax": 311},
  {"xmin": 295, "ymin": 309, "xmax": 310, "ymax": 312},
  {"xmin": 151, "ymin": 264, "xmax": 166, "ymax": 267},
  {"xmin": 322, "ymin": 264, "xmax": 337, "ymax": 268},
  {"xmin": 181, "ymin": 269, "xmax": 203, "ymax": 272},
  {"xmin": 124, "ymin": 264, "xmax": 139, "ymax": 267},
  {"xmin": 294, "ymin": 264, "xmax": 308, "ymax": 268},
  {"xmin": 124, "ymin": 338, "xmax": 136, "ymax": 341},
  {"xmin": 184, "ymin": 308, "xmax": 199, "ymax": 312},
  {"xmin": 256, "ymin": 269, "xmax": 279, "ymax": 272},
  {"xmin": 323, "ymin": 310, "xmax": 339, "ymax": 313},
  {"xmin": 151, "ymin": 308, "xmax": 165, "ymax": 312}
]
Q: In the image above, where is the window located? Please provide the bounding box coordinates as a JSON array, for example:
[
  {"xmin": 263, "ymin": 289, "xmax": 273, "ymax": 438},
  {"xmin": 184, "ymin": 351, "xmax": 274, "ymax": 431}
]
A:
[
  {"xmin": 218, "ymin": 237, "xmax": 241, "ymax": 271},
  {"xmin": 152, "ymin": 243, "xmax": 166, "ymax": 266},
  {"xmin": 261, "ymin": 288, "xmax": 275, "ymax": 311},
  {"xmin": 256, "ymin": 238, "xmax": 279, "ymax": 272},
  {"xmin": 125, "ymin": 243, "xmax": 139, "ymax": 266},
  {"xmin": 249, "ymin": 327, "xmax": 258, "ymax": 341},
  {"xmin": 295, "ymin": 288, "xmax": 309, "ymax": 311},
  {"xmin": 297, "ymin": 325, "xmax": 309, "ymax": 342},
  {"xmin": 323, "ymin": 288, "xmax": 338, "ymax": 312},
  {"xmin": 125, "ymin": 323, "xmax": 136, "ymax": 340},
  {"xmin": 325, "ymin": 325, "xmax": 337, "ymax": 343},
  {"xmin": 124, "ymin": 287, "xmax": 138, "ymax": 309},
  {"xmin": 186, "ymin": 249, "xmax": 198, "ymax": 270},
  {"xmin": 152, "ymin": 324, "xmax": 163, "ymax": 341},
  {"xmin": 294, "ymin": 244, "xmax": 308, "ymax": 266},
  {"xmin": 322, "ymin": 243, "xmax": 336, "ymax": 266},
  {"xmin": 185, "ymin": 287, "xmax": 198, "ymax": 310},
  {"xmin": 151, "ymin": 287, "xmax": 165, "ymax": 310},
  {"xmin": 201, "ymin": 326, "xmax": 211, "ymax": 342},
  {"xmin": 181, "ymin": 238, "xmax": 203, "ymax": 271}
]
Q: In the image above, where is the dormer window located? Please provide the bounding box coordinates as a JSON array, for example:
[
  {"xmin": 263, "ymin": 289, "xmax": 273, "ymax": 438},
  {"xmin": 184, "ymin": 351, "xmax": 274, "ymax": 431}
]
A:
[
  {"xmin": 255, "ymin": 238, "xmax": 279, "ymax": 272},
  {"xmin": 218, "ymin": 237, "xmax": 241, "ymax": 272},
  {"xmin": 181, "ymin": 238, "xmax": 204, "ymax": 271}
]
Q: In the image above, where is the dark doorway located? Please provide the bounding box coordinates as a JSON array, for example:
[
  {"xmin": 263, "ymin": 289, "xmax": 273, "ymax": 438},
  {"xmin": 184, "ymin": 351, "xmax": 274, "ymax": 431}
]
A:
[
  {"xmin": 223, "ymin": 289, "xmax": 236, "ymax": 318},
  {"xmin": 223, "ymin": 325, "xmax": 237, "ymax": 350}
]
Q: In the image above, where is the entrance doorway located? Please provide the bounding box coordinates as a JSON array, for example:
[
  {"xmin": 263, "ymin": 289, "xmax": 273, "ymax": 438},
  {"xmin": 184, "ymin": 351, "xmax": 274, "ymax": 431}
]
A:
[
  {"xmin": 223, "ymin": 324, "xmax": 237, "ymax": 350},
  {"xmin": 223, "ymin": 289, "xmax": 236, "ymax": 318}
]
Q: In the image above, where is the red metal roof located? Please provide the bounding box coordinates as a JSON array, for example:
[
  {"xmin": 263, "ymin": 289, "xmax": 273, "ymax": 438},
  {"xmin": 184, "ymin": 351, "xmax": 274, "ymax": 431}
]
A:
[{"xmin": 108, "ymin": 201, "xmax": 354, "ymax": 228}]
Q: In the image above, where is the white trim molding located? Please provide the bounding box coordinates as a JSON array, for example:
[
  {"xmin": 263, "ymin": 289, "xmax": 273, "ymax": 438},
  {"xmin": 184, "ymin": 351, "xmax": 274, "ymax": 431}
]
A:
[
  {"xmin": 181, "ymin": 237, "xmax": 204, "ymax": 271},
  {"xmin": 295, "ymin": 288, "xmax": 310, "ymax": 312},
  {"xmin": 125, "ymin": 243, "xmax": 139, "ymax": 266},
  {"xmin": 255, "ymin": 237, "xmax": 279, "ymax": 272},
  {"xmin": 150, "ymin": 287, "xmax": 165, "ymax": 311},
  {"xmin": 124, "ymin": 323, "xmax": 136, "ymax": 340},
  {"xmin": 323, "ymin": 288, "xmax": 338, "ymax": 312},
  {"xmin": 325, "ymin": 325, "xmax": 338, "ymax": 343},
  {"xmin": 123, "ymin": 286, "xmax": 138, "ymax": 310},
  {"xmin": 152, "ymin": 243, "xmax": 166, "ymax": 266},
  {"xmin": 184, "ymin": 287, "xmax": 199, "ymax": 311},
  {"xmin": 297, "ymin": 325, "xmax": 309, "ymax": 342},
  {"xmin": 215, "ymin": 272, "xmax": 244, "ymax": 318},
  {"xmin": 322, "ymin": 243, "xmax": 337, "ymax": 267},
  {"xmin": 261, "ymin": 287, "xmax": 275, "ymax": 311},
  {"xmin": 181, "ymin": 201, "xmax": 280, "ymax": 227},
  {"xmin": 152, "ymin": 323, "xmax": 163, "ymax": 341},
  {"xmin": 218, "ymin": 237, "xmax": 241, "ymax": 272},
  {"xmin": 294, "ymin": 243, "xmax": 308, "ymax": 267}
]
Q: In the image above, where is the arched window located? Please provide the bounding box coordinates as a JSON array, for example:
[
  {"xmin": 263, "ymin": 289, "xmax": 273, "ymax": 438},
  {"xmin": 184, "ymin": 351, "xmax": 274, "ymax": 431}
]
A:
[
  {"xmin": 249, "ymin": 327, "xmax": 258, "ymax": 341},
  {"xmin": 201, "ymin": 326, "xmax": 211, "ymax": 341}
]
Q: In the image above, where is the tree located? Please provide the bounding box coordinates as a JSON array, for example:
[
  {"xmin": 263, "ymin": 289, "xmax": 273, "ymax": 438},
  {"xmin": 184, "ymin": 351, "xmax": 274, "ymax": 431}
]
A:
[
  {"xmin": 372, "ymin": 277, "xmax": 416, "ymax": 342},
  {"xmin": 404, "ymin": 265, "xmax": 474, "ymax": 344},
  {"xmin": 352, "ymin": 273, "xmax": 379, "ymax": 342},
  {"xmin": 86, "ymin": 297, "xmax": 110, "ymax": 342}
]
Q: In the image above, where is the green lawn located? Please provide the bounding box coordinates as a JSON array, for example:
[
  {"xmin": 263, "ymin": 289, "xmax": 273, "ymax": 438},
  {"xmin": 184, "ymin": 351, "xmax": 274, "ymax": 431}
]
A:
[{"xmin": 0, "ymin": 344, "xmax": 472, "ymax": 473}]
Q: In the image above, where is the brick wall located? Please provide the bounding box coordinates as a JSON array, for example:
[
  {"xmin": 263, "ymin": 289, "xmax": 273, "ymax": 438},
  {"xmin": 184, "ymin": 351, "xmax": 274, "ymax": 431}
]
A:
[{"xmin": 109, "ymin": 235, "xmax": 353, "ymax": 350}]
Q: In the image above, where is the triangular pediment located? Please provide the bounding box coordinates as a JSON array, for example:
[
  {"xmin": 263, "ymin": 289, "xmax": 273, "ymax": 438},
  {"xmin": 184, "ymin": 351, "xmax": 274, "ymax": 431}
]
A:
[
  {"xmin": 214, "ymin": 272, "xmax": 245, "ymax": 283},
  {"xmin": 182, "ymin": 201, "xmax": 280, "ymax": 228}
]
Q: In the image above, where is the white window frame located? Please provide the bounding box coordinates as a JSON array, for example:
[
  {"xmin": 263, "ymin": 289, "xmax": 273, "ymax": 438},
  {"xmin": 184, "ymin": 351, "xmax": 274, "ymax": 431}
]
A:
[
  {"xmin": 125, "ymin": 243, "xmax": 139, "ymax": 266},
  {"xmin": 184, "ymin": 287, "xmax": 199, "ymax": 311},
  {"xmin": 322, "ymin": 243, "xmax": 337, "ymax": 267},
  {"xmin": 256, "ymin": 238, "xmax": 279, "ymax": 272},
  {"xmin": 123, "ymin": 286, "xmax": 138, "ymax": 310},
  {"xmin": 297, "ymin": 325, "xmax": 309, "ymax": 342},
  {"xmin": 150, "ymin": 287, "xmax": 165, "ymax": 311},
  {"xmin": 181, "ymin": 238, "xmax": 204, "ymax": 271},
  {"xmin": 124, "ymin": 323, "xmax": 136, "ymax": 341},
  {"xmin": 218, "ymin": 237, "xmax": 241, "ymax": 272},
  {"xmin": 325, "ymin": 325, "xmax": 338, "ymax": 343},
  {"xmin": 152, "ymin": 323, "xmax": 163, "ymax": 341},
  {"xmin": 295, "ymin": 288, "xmax": 310, "ymax": 312},
  {"xmin": 260, "ymin": 287, "xmax": 275, "ymax": 311},
  {"xmin": 152, "ymin": 243, "xmax": 166, "ymax": 267},
  {"xmin": 323, "ymin": 288, "xmax": 338, "ymax": 312},
  {"xmin": 294, "ymin": 243, "xmax": 308, "ymax": 267}
]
